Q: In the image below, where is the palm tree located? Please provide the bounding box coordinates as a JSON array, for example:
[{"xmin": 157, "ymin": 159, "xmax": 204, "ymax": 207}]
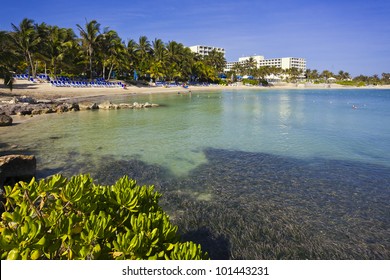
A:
[
  {"xmin": 320, "ymin": 70, "xmax": 334, "ymax": 80},
  {"xmin": 242, "ymin": 57, "xmax": 257, "ymax": 76},
  {"xmin": 76, "ymin": 19, "xmax": 101, "ymax": 80},
  {"xmin": 0, "ymin": 31, "xmax": 20, "ymax": 90},
  {"xmin": 124, "ymin": 39, "xmax": 139, "ymax": 80},
  {"xmin": 10, "ymin": 18, "xmax": 40, "ymax": 79},
  {"xmin": 135, "ymin": 36, "xmax": 152, "ymax": 77},
  {"xmin": 305, "ymin": 68, "xmax": 319, "ymax": 81},
  {"xmin": 97, "ymin": 28, "xmax": 125, "ymax": 80},
  {"xmin": 165, "ymin": 41, "xmax": 184, "ymax": 81},
  {"xmin": 180, "ymin": 47, "xmax": 196, "ymax": 82},
  {"xmin": 152, "ymin": 38, "xmax": 166, "ymax": 63},
  {"xmin": 41, "ymin": 25, "xmax": 77, "ymax": 78},
  {"xmin": 381, "ymin": 73, "xmax": 390, "ymax": 84},
  {"xmin": 257, "ymin": 66, "xmax": 271, "ymax": 80},
  {"xmin": 231, "ymin": 62, "xmax": 243, "ymax": 76},
  {"xmin": 106, "ymin": 39, "xmax": 126, "ymax": 81},
  {"xmin": 148, "ymin": 61, "xmax": 164, "ymax": 82},
  {"xmin": 203, "ymin": 49, "xmax": 226, "ymax": 73},
  {"xmin": 337, "ymin": 70, "xmax": 351, "ymax": 81},
  {"xmin": 285, "ymin": 67, "xmax": 302, "ymax": 83}
]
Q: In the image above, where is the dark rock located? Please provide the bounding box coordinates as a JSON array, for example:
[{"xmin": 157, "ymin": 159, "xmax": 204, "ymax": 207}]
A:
[
  {"xmin": 45, "ymin": 108, "xmax": 55, "ymax": 114},
  {"xmin": 68, "ymin": 103, "xmax": 80, "ymax": 111},
  {"xmin": 17, "ymin": 96, "xmax": 36, "ymax": 104},
  {"xmin": 79, "ymin": 102, "xmax": 98, "ymax": 110},
  {"xmin": 0, "ymin": 155, "xmax": 36, "ymax": 187},
  {"xmin": 56, "ymin": 104, "xmax": 69, "ymax": 113},
  {"xmin": 90, "ymin": 103, "xmax": 99, "ymax": 110},
  {"xmin": 32, "ymin": 108, "xmax": 45, "ymax": 115},
  {"xmin": 0, "ymin": 114, "xmax": 13, "ymax": 126},
  {"xmin": 17, "ymin": 109, "xmax": 33, "ymax": 116}
]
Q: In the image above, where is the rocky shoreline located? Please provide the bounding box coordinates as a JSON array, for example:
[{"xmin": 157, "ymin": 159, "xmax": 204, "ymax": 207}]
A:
[{"xmin": 0, "ymin": 96, "xmax": 160, "ymax": 126}]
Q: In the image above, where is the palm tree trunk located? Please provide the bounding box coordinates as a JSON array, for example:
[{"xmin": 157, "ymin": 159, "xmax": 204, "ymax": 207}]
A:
[
  {"xmin": 89, "ymin": 57, "xmax": 93, "ymax": 81},
  {"xmin": 107, "ymin": 64, "xmax": 114, "ymax": 81},
  {"xmin": 27, "ymin": 51, "xmax": 35, "ymax": 78}
]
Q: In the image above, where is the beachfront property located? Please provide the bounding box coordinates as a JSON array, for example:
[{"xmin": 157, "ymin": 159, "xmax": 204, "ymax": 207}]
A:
[
  {"xmin": 224, "ymin": 55, "xmax": 307, "ymax": 73},
  {"xmin": 189, "ymin": 45, "xmax": 226, "ymax": 57}
]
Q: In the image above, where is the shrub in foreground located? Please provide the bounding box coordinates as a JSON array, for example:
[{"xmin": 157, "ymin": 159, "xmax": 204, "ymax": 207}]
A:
[{"xmin": 0, "ymin": 174, "xmax": 209, "ymax": 260}]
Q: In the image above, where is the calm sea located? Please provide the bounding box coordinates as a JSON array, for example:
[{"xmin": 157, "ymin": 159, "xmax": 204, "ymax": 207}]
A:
[{"xmin": 1, "ymin": 88, "xmax": 389, "ymax": 259}]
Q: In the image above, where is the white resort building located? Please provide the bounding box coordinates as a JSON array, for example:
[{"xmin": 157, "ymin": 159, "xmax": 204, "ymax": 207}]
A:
[
  {"xmin": 225, "ymin": 55, "xmax": 306, "ymax": 73},
  {"xmin": 189, "ymin": 45, "xmax": 226, "ymax": 57}
]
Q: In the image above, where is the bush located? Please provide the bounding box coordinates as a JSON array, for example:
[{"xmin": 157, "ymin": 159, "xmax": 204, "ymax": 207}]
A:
[
  {"xmin": 242, "ymin": 79, "xmax": 259, "ymax": 86},
  {"xmin": 217, "ymin": 79, "xmax": 228, "ymax": 86},
  {"xmin": 0, "ymin": 175, "xmax": 209, "ymax": 260}
]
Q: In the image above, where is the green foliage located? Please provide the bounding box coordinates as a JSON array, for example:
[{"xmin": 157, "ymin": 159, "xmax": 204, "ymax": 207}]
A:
[
  {"xmin": 335, "ymin": 80, "xmax": 356, "ymax": 86},
  {"xmin": 242, "ymin": 79, "xmax": 259, "ymax": 86},
  {"xmin": 335, "ymin": 80, "xmax": 366, "ymax": 87},
  {"xmin": 217, "ymin": 79, "xmax": 228, "ymax": 86},
  {"xmin": 0, "ymin": 174, "xmax": 209, "ymax": 260}
]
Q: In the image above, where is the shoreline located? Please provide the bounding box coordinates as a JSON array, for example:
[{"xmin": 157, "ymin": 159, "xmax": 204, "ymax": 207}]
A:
[
  {"xmin": 1, "ymin": 80, "xmax": 390, "ymax": 103},
  {"xmin": 1, "ymin": 80, "xmax": 390, "ymax": 126}
]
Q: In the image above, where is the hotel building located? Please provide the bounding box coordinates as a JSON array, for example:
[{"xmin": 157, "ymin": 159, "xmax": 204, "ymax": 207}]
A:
[
  {"xmin": 189, "ymin": 45, "xmax": 226, "ymax": 57},
  {"xmin": 225, "ymin": 56, "xmax": 306, "ymax": 73}
]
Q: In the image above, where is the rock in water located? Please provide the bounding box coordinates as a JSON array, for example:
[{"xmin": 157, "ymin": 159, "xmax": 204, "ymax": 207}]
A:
[
  {"xmin": 0, "ymin": 114, "xmax": 13, "ymax": 126},
  {"xmin": 0, "ymin": 155, "xmax": 36, "ymax": 187}
]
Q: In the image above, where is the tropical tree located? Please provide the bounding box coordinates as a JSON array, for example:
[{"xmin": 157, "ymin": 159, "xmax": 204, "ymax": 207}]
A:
[
  {"xmin": 285, "ymin": 67, "xmax": 303, "ymax": 83},
  {"xmin": 148, "ymin": 61, "xmax": 164, "ymax": 82},
  {"xmin": 305, "ymin": 69, "xmax": 319, "ymax": 81},
  {"xmin": 203, "ymin": 49, "xmax": 226, "ymax": 74},
  {"xmin": 193, "ymin": 60, "xmax": 215, "ymax": 82},
  {"xmin": 135, "ymin": 36, "xmax": 152, "ymax": 78},
  {"xmin": 257, "ymin": 66, "xmax": 271, "ymax": 80},
  {"xmin": 9, "ymin": 18, "xmax": 40, "ymax": 79},
  {"xmin": 381, "ymin": 73, "xmax": 390, "ymax": 84},
  {"xmin": 242, "ymin": 57, "xmax": 257, "ymax": 76},
  {"xmin": 336, "ymin": 70, "xmax": 351, "ymax": 81},
  {"xmin": 180, "ymin": 47, "xmax": 196, "ymax": 82},
  {"xmin": 231, "ymin": 62, "xmax": 243, "ymax": 76},
  {"xmin": 125, "ymin": 39, "xmax": 138, "ymax": 78},
  {"xmin": 39, "ymin": 25, "xmax": 77, "ymax": 77},
  {"xmin": 97, "ymin": 29, "xmax": 125, "ymax": 80},
  {"xmin": 76, "ymin": 20, "xmax": 101, "ymax": 80},
  {"xmin": 320, "ymin": 70, "xmax": 334, "ymax": 80},
  {"xmin": 151, "ymin": 38, "xmax": 166, "ymax": 63},
  {"xmin": 165, "ymin": 41, "xmax": 186, "ymax": 82},
  {"xmin": 0, "ymin": 31, "xmax": 20, "ymax": 90}
]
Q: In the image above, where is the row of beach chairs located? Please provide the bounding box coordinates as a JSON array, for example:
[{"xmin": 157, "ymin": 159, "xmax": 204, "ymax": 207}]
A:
[
  {"xmin": 50, "ymin": 80, "xmax": 125, "ymax": 88},
  {"xmin": 13, "ymin": 74, "xmax": 49, "ymax": 80}
]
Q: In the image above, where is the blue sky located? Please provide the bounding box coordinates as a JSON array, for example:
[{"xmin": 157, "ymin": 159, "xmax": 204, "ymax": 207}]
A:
[{"xmin": 1, "ymin": 0, "xmax": 389, "ymax": 76}]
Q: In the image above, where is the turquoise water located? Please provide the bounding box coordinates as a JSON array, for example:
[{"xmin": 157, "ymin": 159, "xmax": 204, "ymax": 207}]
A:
[{"xmin": 1, "ymin": 88, "xmax": 390, "ymax": 259}]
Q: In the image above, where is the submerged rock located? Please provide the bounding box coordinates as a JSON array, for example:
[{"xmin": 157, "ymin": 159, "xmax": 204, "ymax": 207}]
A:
[
  {"xmin": 0, "ymin": 114, "xmax": 13, "ymax": 126},
  {"xmin": 0, "ymin": 155, "xmax": 36, "ymax": 187},
  {"xmin": 79, "ymin": 102, "xmax": 99, "ymax": 110},
  {"xmin": 119, "ymin": 103, "xmax": 134, "ymax": 109},
  {"xmin": 99, "ymin": 101, "xmax": 118, "ymax": 110}
]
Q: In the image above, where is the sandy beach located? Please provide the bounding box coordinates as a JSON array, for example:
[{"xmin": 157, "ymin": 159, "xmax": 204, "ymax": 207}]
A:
[{"xmin": 2, "ymin": 79, "xmax": 389, "ymax": 103}]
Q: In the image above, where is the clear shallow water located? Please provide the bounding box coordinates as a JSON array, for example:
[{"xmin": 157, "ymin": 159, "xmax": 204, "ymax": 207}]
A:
[{"xmin": 1, "ymin": 88, "xmax": 390, "ymax": 259}]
